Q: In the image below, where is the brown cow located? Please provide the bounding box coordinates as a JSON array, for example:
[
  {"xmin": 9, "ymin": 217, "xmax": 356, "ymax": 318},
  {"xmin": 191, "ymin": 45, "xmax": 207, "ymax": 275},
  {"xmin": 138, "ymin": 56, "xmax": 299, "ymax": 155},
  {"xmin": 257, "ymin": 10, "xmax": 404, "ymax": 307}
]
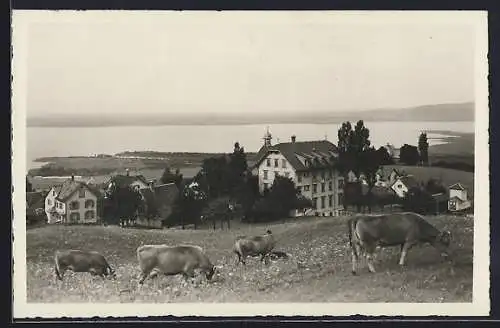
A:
[
  {"xmin": 348, "ymin": 212, "xmax": 452, "ymax": 274},
  {"xmin": 233, "ymin": 230, "xmax": 276, "ymax": 265},
  {"xmin": 54, "ymin": 250, "xmax": 117, "ymax": 280},
  {"xmin": 136, "ymin": 244, "xmax": 216, "ymax": 285}
]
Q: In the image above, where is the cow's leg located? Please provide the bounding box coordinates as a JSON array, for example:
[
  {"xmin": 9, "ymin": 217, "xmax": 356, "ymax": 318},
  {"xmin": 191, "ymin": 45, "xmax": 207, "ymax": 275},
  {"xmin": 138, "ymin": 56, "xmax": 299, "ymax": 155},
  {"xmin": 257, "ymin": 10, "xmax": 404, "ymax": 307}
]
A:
[
  {"xmin": 364, "ymin": 244, "xmax": 377, "ymax": 273},
  {"xmin": 399, "ymin": 242, "xmax": 413, "ymax": 266},
  {"xmin": 138, "ymin": 269, "xmax": 152, "ymax": 285}
]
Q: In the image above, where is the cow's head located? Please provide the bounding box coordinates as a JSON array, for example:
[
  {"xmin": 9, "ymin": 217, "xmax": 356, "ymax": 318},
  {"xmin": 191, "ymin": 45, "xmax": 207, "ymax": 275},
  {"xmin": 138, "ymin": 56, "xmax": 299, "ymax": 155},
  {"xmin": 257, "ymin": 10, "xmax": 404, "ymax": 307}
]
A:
[{"xmin": 435, "ymin": 230, "xmax": 452, "ymax": 257}]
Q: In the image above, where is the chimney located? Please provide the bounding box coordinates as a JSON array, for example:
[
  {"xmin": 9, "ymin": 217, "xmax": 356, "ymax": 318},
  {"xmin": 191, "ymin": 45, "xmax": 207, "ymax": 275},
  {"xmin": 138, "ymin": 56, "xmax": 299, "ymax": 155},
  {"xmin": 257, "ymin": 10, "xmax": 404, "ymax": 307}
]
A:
[
  {"xmin": 126, "ymin": 168, "xmax": 130, "ymax": 176},
  {"xmin": 71, "ymin": 174, "xmax": 75, "ymax": 181},
  {"xmin": 291, "ymin": 135, "xmax": 296, "ymax": 143}
]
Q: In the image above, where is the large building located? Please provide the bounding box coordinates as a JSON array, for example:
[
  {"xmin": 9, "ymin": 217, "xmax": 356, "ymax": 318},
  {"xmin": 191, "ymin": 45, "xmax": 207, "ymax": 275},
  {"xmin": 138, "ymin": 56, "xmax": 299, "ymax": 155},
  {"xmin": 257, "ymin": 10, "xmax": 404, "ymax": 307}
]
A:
[{"xmin": 253, "ymin": 129, "xmax": 344, "ymax": 217}]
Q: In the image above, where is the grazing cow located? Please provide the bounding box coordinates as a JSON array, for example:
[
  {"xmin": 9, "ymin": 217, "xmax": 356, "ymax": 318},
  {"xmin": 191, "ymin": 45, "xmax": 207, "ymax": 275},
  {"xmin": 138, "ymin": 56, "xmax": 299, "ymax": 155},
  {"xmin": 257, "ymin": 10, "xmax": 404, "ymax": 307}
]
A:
[
  {"xmin": 136, "ymin": 244, "xmax": 216, "ymax": 285},
  {"xmin": 348, "ymin": 212, "xmax": 452, "ymax": 274},
  {"xmin": 54, "ymin": 250, "xmax": 117, "ymax": 280},
  {"xmin": 233, "ymin": 230, "xmax": 276, "ymax": 265}
]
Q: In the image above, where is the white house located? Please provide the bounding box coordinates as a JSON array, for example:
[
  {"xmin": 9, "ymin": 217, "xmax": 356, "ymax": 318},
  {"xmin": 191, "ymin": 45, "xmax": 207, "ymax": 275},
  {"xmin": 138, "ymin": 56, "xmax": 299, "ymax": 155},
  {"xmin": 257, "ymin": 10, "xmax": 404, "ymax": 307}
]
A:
[
  {"xmin": 45, "ymin": 176, "xmax": 100, "ymax": 224},
  {"xmin": 448, "ymin": 182, "xmax": 472, "ymax": 212},
  {"xmin": 253, "ymin": 133, "xmax": 344, "ymax": 217},
  {"xmin": 390, "ymin": 175, "xmax": 420, "ymax": 198}
]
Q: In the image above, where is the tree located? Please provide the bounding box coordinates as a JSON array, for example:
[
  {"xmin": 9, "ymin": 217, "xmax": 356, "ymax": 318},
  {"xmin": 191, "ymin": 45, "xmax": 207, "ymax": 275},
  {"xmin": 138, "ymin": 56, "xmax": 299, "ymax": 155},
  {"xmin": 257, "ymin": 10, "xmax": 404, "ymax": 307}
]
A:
[
  {"xmin": 26, "ymin": 176, "xmax": 33, "ymax": 192},
  {"xmin": 227, "ymin": 142, "xmax": 248, "ymax": 194},
  {"xmin": 168, "ymin": 180, "xmax": 207, "ymax": 229},
  {"xmin": 418, "ymin": 132, "xmax": 429, "ymax": 165},
  {"xmin": 425, "ymin": 178, "xmax": 446, "ymax": 194},
  {"xmin": 376, "ymin": 146, "xmax": 394, "ymax": 165},
  {"xmin": 160, "ymin": 165, "xmax": 183, "ymax": 187},
  {"xmin": 103, "ymin": 184, "xmax": 143, "ymax": 225},
  {"xmin": 336, "ymin": 120, "xmax": 372, "ymax": 179},
  {"xmin": 399, "ymin": 144, "xmax": 420, "ymax": 166}
]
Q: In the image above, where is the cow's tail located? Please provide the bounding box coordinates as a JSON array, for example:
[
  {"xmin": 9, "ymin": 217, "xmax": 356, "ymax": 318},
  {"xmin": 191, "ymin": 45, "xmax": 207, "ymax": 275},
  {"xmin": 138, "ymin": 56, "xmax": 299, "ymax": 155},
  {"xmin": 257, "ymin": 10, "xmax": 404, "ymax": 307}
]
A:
[{"xmin": 347, "ymin": 218, "xmax": 359, "ymax": 258}]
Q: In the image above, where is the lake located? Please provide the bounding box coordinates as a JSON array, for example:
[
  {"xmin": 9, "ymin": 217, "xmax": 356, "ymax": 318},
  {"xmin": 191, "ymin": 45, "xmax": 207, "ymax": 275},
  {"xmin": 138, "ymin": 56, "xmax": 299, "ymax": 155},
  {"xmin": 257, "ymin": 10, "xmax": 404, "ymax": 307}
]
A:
[{"xmin": 26, "ymin": 121, "xmax": 474, "ymax": 170}]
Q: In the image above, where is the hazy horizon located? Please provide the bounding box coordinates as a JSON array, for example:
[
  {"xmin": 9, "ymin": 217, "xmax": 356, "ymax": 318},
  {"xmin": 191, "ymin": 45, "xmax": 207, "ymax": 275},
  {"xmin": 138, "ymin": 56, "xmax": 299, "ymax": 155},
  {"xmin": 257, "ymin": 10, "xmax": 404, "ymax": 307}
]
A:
[{"xmin": 22, "ymin": 11, "xmax": 476, "ymax": 118}]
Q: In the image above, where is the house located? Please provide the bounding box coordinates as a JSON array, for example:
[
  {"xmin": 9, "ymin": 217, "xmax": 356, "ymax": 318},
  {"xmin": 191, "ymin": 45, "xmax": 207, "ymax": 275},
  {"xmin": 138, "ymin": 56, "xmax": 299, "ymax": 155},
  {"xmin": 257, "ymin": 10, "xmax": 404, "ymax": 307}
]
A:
[
  {"xmin": 27, "ymin": 191, "xmax": 47, "ymax": 225},
  {"xmin": 253, "ymin": 132, "xmax": 343, "ymax": 217},
  {"xmin": 385, "ymin": 143, "xmax": 401, "ymax": 162},
  {"xmin": 390, "ymin": 175, "xmax": 420, "ymax": 198},
  {"xmin": 104, "ymin": 170, "xmax": 149, "ymax": 192},
  {"xmin": 388, "ymin": 168, "xmax": 402, "ymax": 186},
  {"xmin": 45, "ymin": 176, "xmax": 101, "ymax": 224},
  {"xmin": 430, "ymin": 192, "xmax": 450, "ymax": 214},
  {"xmin": 448, "ymin": 182, "xmax": 472, "ymax": 212},
  {"xmin": 137, "ymin": 182, "xmax": 179, "ymax": 228}
]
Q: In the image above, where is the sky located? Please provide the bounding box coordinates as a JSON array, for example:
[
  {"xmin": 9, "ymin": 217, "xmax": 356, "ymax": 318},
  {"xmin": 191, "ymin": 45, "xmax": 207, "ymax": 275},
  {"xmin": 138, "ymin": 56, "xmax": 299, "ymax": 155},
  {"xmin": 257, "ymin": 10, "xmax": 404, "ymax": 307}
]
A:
[{"xmin": 20, "ymin": 11, "xmax": 478, "ymax": 117}]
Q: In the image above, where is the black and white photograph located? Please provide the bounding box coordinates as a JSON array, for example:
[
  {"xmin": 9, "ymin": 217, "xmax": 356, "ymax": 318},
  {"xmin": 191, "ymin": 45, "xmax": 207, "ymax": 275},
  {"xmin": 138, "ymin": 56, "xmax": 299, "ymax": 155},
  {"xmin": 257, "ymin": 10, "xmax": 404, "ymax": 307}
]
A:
[{"xmin": 12, "ymin": 10, "xmax": 490, "ymax": 317}]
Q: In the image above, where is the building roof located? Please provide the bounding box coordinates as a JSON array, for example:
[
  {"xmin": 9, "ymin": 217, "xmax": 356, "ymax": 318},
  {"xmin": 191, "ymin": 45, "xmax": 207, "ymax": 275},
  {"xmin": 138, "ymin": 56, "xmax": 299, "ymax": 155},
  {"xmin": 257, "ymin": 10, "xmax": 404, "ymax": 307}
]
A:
[
  {"xmin": 106, "ymin": 174, "xmax": 149, "ymax": 188},
  {"xmin": 449, "ymin": 195, "xmax": 467, "ymax": 203},
  {"xmin": 431, "ymin": 193, "xmax": 449, "ymax": 202},
  {"xmin": 449, "ymin": 182, "xmax": 467, "ymax": 191},
  {"xmin": 254, "ymin": 140, "xmax": 338, "ymax": 172},
  {"xmin": 392, "ymin": 175, "xmax": 420, "ymax": 189},
  {"xmin": 54, "ymin": 179, "xmax": 99, "ymax": 202}
]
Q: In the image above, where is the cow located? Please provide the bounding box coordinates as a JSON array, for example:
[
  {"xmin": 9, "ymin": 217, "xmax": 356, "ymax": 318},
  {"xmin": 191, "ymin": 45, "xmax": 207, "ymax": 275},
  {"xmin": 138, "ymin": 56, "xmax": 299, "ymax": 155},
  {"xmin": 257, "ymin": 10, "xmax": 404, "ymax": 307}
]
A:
[
  {"xmin": 136, "ymin": 244, "xmax": 216, "ymax": 285},
  {"xmin": 54, "ymin": 250, "xmax": 117, "ymax": 280},
  {"xmin": 233, "ymin": 230, "xmax": 276, "ymax": 265},
  {"xmin": 347, "ymin": 212, "xmax": 452, "ymax": 274}
]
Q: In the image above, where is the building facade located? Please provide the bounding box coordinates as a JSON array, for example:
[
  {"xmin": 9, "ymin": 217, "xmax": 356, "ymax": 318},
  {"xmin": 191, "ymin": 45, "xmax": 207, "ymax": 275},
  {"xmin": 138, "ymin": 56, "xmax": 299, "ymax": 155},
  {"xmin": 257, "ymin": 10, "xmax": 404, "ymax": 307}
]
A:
[
  {"xmin": 254, "ymin": 133, "xmax": 344, "ymax": 217},
  {"xmin": 45, "ymin": 177, "xmax": 100, "ymax": 224}
]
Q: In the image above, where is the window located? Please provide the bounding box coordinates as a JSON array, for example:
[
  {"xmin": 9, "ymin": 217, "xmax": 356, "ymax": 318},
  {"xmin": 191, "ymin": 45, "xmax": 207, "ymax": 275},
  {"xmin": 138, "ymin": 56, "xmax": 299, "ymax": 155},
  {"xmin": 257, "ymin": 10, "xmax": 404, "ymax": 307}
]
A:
[
  {"xmin": 85, "ymin": 199, "xmax": 95, "ymax": 208},
  {"xmin": 70, "ymin": 212, "xmax": 80, "ymax": 222},
  {"xmin": 274, "ymin": 159, "xmax": 279, "ymax": 167},
  {"xmin": 312, "ymin": 197, "xmax": 318, "ymax": 209},
  {"xmin": 338, "ymin": 193, "xmax": 344, "ymax": 206},
  {"xmin": 298, "ymin": 175, "xmax": 302, "ymax": 183},
  {"xmin": 47, "ymin": 199, "xmax": 52, "ymax": 206},
  {"xmin": 304, "ymin": 185, "xmax": 310, "ymax": 191},
  {"xmin": 312, "ymin": 184, "xmax": 317, "ymax": 193},
  {"xmin": 78, "ymin": 189, "xmax": 85, "ymax": 198},
  {"xmin": 297, "ymin": 186, "xmax": 302, "ymax": 193},
  {"xmin": 282, "ymin": 159, "xmax": 287, "ymax": 168},
  {"xmin": 321, "ymin": 171, "xmax": 325, "ymax": 179},
  {"xmin": 263, "ymin": 183, "xmax": 269, "ymax": 190},
  {"xmin": 275, "ymin": 171, "xmax": 279, "ymax": 177},
  {"xmin": 397, "ymin": 184, "xmax": 403, "ymax": 189},
  {"xmin": 266, "ymin": 158, "xmax": 271, "ymax": 167},
  {"xmin": 70, "ymin": 201, "xmax": 79, "ymax": 210},
  {"xmin": 85, "ymin": 210, "xmax": 95, "ymax": 220},
  {"xmin": 313, "ymin": 172, "xmax": 317, "ymax": 179},
  {"xmin": 284, "ymin": 172, "xmax": 290, "ymax": 178},
  {"xmin": 328, "ymin": 195, "xmax": 333, "ymax": 207},
  {"xmin": 338, "ymin": 178, "xmax": 345, "ymax": 189},
  {"xmin": 321, "ymin": 196, "xmax": 326, "ymax": 209},
  {"xmin": 303, "ymin": 172, "xmax": 309, "ymax": 178},
  {"xmin": 328, "ymin": 181, "xmax": 333, "ymax": 191},
  {"xmin": 53, "ymin": 190, "xmax": 56, "ymax": 196},
  {"xmin": 321, "ymin": 183, "xmax": 325, "ymax": 193},
  {"xmin": 263, "ymin": 170, "xmax": 268, "ymax": 180}
]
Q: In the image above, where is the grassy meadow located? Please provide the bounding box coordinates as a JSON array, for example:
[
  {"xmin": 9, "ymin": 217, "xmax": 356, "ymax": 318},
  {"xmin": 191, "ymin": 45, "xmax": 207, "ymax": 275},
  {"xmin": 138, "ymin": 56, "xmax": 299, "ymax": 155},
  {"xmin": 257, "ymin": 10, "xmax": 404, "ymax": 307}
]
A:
[{"xmin": 26, "ymin": 215, "xmax": 473, "ymax": 303}]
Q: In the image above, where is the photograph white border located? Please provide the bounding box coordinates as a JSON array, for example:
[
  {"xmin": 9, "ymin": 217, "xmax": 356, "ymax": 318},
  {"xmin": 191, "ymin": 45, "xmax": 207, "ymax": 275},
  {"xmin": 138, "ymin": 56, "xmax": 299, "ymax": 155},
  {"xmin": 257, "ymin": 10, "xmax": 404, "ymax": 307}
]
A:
[{"xmin": 11, "ymin": 10, "xmax": 490, "ymax": 318}]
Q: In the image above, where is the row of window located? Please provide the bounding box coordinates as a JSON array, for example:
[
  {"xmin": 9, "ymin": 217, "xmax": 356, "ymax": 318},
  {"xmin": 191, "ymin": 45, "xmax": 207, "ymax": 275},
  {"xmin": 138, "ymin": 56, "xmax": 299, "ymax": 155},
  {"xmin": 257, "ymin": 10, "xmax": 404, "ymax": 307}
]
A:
[
  {"xmin": 311, "ymin": 194, "xmax": 344, "ymax": 209},
  {"xmin": 266, "ymin": 158, "xmax": 287, "ymax": 169},
  {"xmin": 297, "ymin": 170, "xmax": 339, "ymax": 183},
  {"xmin": 69, "ymin": 199, "xmax": 96, "ymax": 210},
  {"xmin": 69, "ymin": 210, "xmax": 96, "ymax": 221},
  {"xmin": 263, "ymin": 170, "xmax": 290, "ymax": 180}
]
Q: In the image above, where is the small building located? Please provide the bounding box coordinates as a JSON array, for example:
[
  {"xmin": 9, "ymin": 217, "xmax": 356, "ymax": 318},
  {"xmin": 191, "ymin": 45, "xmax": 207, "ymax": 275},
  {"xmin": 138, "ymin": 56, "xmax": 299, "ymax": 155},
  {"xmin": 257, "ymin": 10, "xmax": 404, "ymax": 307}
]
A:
[
  {"xmin": 104, "ymin": 170, "xmax": 149, "ymax": 193},
  {"xmin": 27, "ymin": 191, "xmax": 47, "ymax": 225},
  {"xmin": 45, "ymin": 176, "xmax": 101, "ymax": 224},
  {"xmin": 385, "ymin": 143, "xmax": 401, "ymax": 162},
  {"xmin": 448, "ymin": 183, "xmax": 472, "ymax": 212},
  {"xmin": 137, "ymin": 182, "xmax": 179, "ymax": 228},
  {"xmin": 390, "ymin": 175, "xmax": 420, "ymax": 198}
]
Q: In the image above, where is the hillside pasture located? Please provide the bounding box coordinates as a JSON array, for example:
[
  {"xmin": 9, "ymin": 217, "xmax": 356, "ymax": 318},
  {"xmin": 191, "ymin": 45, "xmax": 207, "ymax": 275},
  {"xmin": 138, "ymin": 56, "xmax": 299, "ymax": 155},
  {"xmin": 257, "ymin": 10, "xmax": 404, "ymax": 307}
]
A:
[{"xmin": 26, "ymin": 215, "xmax": 473, "ymax": 303}]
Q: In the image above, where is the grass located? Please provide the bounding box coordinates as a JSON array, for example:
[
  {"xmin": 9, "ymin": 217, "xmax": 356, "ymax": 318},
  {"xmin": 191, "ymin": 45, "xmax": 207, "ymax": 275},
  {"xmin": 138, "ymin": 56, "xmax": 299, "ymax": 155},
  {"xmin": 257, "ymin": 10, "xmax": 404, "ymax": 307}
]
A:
[{"xmin": 26, "ymin": 215, "xmax": 473, "ymax": 303}]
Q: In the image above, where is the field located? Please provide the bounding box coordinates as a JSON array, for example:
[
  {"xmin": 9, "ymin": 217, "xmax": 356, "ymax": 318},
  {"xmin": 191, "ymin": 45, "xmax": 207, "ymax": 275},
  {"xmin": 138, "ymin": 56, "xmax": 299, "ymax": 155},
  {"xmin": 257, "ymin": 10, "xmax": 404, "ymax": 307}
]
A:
[{"xmin": 26, "ymin": 215, "xmax": 473, "ymax": 303}]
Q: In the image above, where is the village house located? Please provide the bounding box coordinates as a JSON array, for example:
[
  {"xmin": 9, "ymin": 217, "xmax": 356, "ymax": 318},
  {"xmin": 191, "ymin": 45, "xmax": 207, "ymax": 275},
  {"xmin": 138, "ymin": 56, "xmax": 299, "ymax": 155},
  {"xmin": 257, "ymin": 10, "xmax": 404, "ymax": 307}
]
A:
[
  {"xmin": 27, "ymin": 191, "xmax": 47, "ymax": 225},
  {"xmin": 448, "ymin": 182, "xmax": 472, "ymax": 212},
  {"xmin": 253, "ymin": 130, "xmax": 344, "ymax": 217},
  {"xmin": 137, "ymin": 182, "xmax": 180, "ymax": 228},
  {"xmin": 390, "ymin": 174, "xmax": 420, "ymax": 198},
  {"xmin": 45, "ymin": 176, "xmax": 101, "ymax": 224},
  {"xmin": 104, "ymin": 169, "xmax": 150, "ymax": 193}
]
